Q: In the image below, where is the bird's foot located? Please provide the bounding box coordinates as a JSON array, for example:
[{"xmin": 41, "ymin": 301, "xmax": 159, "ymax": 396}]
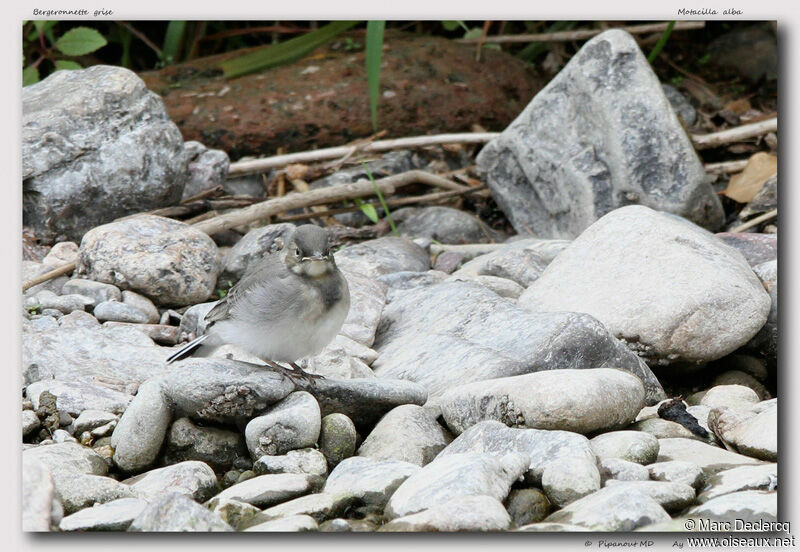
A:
[{"xmin": 289, "ymin": 362, "xmax": 326, "ymax": 383}]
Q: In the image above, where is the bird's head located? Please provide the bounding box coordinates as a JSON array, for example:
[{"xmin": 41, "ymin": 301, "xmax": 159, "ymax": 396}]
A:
[{"xmin": 282, "ymin": 225, "xmax": 336, "ymax": 277}]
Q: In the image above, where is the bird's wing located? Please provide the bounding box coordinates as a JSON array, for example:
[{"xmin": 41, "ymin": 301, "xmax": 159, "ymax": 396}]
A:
[{"xmin": 205, "ymin": 254, "xmax": 296, "ymax": 324}]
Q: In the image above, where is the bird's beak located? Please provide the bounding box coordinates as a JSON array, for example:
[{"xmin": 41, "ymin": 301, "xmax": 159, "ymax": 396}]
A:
[{"xmin": 304, "ymin": 255, "xmax": 327, "ymax": 262}]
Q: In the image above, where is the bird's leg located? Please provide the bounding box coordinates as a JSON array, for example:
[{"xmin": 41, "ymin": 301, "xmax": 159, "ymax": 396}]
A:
[
  {"xmin": 262, "ymin": 359, "xmax": 305, "ymax": 385},
  {"xmin": 289, "ymin": 361, "xmax": 326, "ymax": 382}
]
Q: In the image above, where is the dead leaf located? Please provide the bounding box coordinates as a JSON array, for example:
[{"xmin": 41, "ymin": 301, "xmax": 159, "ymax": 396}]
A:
[
  {"xmin": 285, "ymin": 163, "xmax": 310, "ymax": 181},
  {"xmin": 723, "ymin": 98, "xmax": 752, "ymax": 115},
  {"xmin": 722, "ymin": 152, "xmax": 778, "ymax": 203}
]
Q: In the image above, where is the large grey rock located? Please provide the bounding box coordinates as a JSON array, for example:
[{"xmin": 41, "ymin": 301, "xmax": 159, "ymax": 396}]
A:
[
  {"xmin": 373, "ymin": 281, "xmax": 663, "ymax": 403},
  {"xmin": 26, "ymin": 380, "xmax": 132, "ymax": 416},
  {"xmin": 23, "ymin": 442, "xmax": 108, "ymax": 481},
  {"xmin": 163, "ymin": 417, "xmax": 248, "ymax": 472},
  {"xmin": 244, "ymin": 391, "xmax": 321, "ymax": 458},
  {"xmin": 381, "ymin": 495, "xmax": 511, "ymax": 531},
  {"xmin": 450, "ymin": 247, "xmax": 550, "ymax": 288},
  {"xmin": 323, "ymin": 456, "xmax": 420, "ymax": 508},
  {"xmin": 396, "ymin": 206, "xmax": 496, "ymax": 244},
  {"xmin": 181, "ymin": 141, "xmax": 230, "ymax": 200},
  {"xmin": 519, "ymin": 206, "xmax": 771, "ymax": 366},
  {"xmin": 439, "ymin": 368, "xmax": 646, "ymax": 435},
  {"xmin": 128, "ymin": 492, "xmax": 233, "ymax": 532},
  {"xmin": 648, "ymin": 461, "xmax": 704, "ymax": 489},
  {"xmin": 476, "ymin": 30, "xmax": 722, "ymax": 238},
  {"xmin": 701, "ymin": 384, "xmax": 761, "ymax": 410},
  {"xmin": 61, "ymin": 279, "xmax": 122, "ymax": 305},
  {"xmin": 22, "ymin": 318, "xmax": 169, "ymax": 386},
  {"xmin": 334, "ymin": 237, "xmax": 431, "ymax": 279},
  {"xmin": 57, "ymin": 474, "xmax": 137, "ymax": 515},
  {"xmin": 385, "ymin": 452, "xmax": 528, "ymax": 519},
  {"xmin": 541, "ymin": 455, "xmax": 601, "ymax": 507},
  {"xmin": 598, "ymin": 458, "xmax": 650, "ymax": 484},
  {"xmin": 121, "ymin": 291, "xmax": 160, "ymax": 324},
  {"xmin": 299, "ymin": 334, "xmax": 377, "ymax": 379},
  {"xmin": 111, "ymin": 379, "xmax": 173, "ymax": 474},
  {"xmin": 253, "ymin": 449, "xmax": 328, "ymax": 477},
  {"xmin": 124, "ymin": 461, "xmax": 219, "ymax": 503},
  {"xmin": 708, "ymin": 400, "xmax": 777, "ymax": 461},
  {"xmin": 22, "ymin": 457, "xmax": 57, "ymax": 531},
  {"xmin": 76, "ymin": 215, "xmax": 219, "ymax": 307},
  {"xmin": 337, "ymin": 268, "xmax": 387, "ymax": 347},
  {"xmin": 22, "ymin": 65, "xmax": 187, "ymax": 243},
  {"xmin": 358, "ymin": 405, "xmax": 452, "ymax": 466},
  {"xmin": 93, "ymin": 300, "xmax": 150, "ymax": 324},
  {"xmin": 437, "ymin": 421, "xmax": 596, "ymax": 486},
  {"xmin": 697, "ymin": 463, "xmax": 777, "ymax": 503},
  {"xmin": 544, "ymin": 485, "xmax": 671, "ymax": 531},
  {"xmin": 208, "ymin": 473, "xmax": 318, "ymax": 508},
  {"xmin": 256, "ymin": 492, "xmax": 357, "ymax": 523},
  {"xmin": 590, "ymin": 431, "xmax": 659, "ymax": 464},
  {"xmin": 218, "ymin": 223, "xmax": 295, "ymax": 285},
  {"xmin": 656, "ymin": 438, "xmax": 765, "ymax": 475},
  {"xmin": 377, "ymin": 270, "xmax": 449, "ymax": 303},
  {"xmin": 59, "ymin": 497, "xmax": 147, "ymax": 531}
]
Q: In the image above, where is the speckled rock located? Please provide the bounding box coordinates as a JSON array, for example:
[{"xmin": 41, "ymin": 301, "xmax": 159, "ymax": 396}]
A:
[
  {"xmin": 163, "ymin": 417, "xmax": 248, "ymax": 472},
  {"xmin": 253, "ymin": 449, "xmax": 328, "ymax": 477},
  {"xmin": 245, "ymin": 391, "xmax": 321, "ymax": 458},
  {"xmin": 477, "ymin": 30, "xmax": 722, "ymax": 239},
  {"xmin": 541, "ymin": 456, "xmax": 601, "ymax": 508},
  {"xmin": 708, "ymin": 400, "xmax": 777, "ymax": 461},
  {"xmin": 323, "ymin": 456, "xmax": 420, "ymax": 508},
  {"xmin": 334, "ymin": 237, "xmax": 430, "ymax": 279},
  {"xmin": 206, "ymin": 498, "xmax": 261, "ymax": 530},
  {"xmin": 697, "ymin": 463, "xmax": 777, "ymax": 503},
  {"xmin": 604, "ymin": 480, "xmax": 696, "ymax": 512},
  {"xmin": 128, "ymin": 492, "xmax": 233, "ymax": 532},
  {"xmin": 121, "ymin": 291, "xmax": 161, "ymax": 324},
  {"xmin": 519, "ymin": 206, "xmax": 770, "ymax": 366},
  {"xmin": 243, "ymin": 514, "xmax": 319, "ymax": 532},
  {"xmin": 61, "ymin": 279, "xmax": 122, "ymax": 306},
  {"xmin": 318, "ymin": 413, "xmax": 357, "ymax": 468},
  {"xmin": 22, "ymin": 457, "xmax": 57, "ymax": 531},
  {"xmin": 23, "ymin": 65, "xmax": 188, "ymax": 243},
  {"xmin": 358, "ymin": 405, "xmax": 452, "ymax": 466},
  {"xmin": 648, "ymin": 461, "xmax": 704, "ymax": 489},
  {"xmin": 396, "ymin": 206, "xmax": 497, "ymax": 244},
  {"xmin": 26, "ymin": 380, "xmax": 132, "ymax": 417},
  {"xmin": 716, "ymin": 233, "xmax": 777, "ymax": 266},
  {"xmin": 123, "ymin": 461, "xmax": 219, "ymax": 503},
  {"xmin": 385, "ymin": 452, "xmax": 528, "ymax": 519},
  {"xmin": 374, "ymin": 281, "xmax": 663, "ymax": 404},
  {"xmin": 57, "ymin": 473, "xmax": 138, "ymax": 515},
  {"xmin": 111, "ymin": 379, "xmax": 173, "ymax": 473},
  {"xmin": 598, "ymin": 458, "xmax": 651, "ymax": 484},
  {"xmin": 76, "ymin": 215, "xmax": 219, "ymax": 307},
  {"xmin": 505, "ymin": 488, "xmax": 551, "ymax": 527},
  {"xmin": 544, "ymin": 486, "xmax": 671, "ymax": 531},
  {"xmin": 59, "ymin": 497, "xmax": 148, "ymax": 532},
  {"xmin": 439, "ymin": 368, "xmax": 646, "ymax": 435},
  {"xmin": 181, "ymin": 141, "xmax": 230, "ymax": 200},
  {"xmin": 208, "ymin": 473, "xmax": 318, "ymax": 508}
]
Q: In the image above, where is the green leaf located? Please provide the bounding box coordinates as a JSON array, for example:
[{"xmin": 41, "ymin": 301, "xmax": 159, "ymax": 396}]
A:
[
  {"xmin": 647, "ymin": 21, "xmax": 676, "ymax": 64},
  {"xmin": 442, "ymin": 21, "xmax": 468, "ymax": 32},
  {"xmin": 362, "ymin": 161, "xmax": 397, "ymax": 236},
  {"xmin": 462, "ymin": 28, "xmax": 483, "ymax": 40},
  {"xmin": 22, "ymin": 65, "xmax": 39, "ymax": 86},
  {"xmin": 219, "ymin": 21, "xmax": 358, "ymax": 79},
  {"xmin": 359, "ymin": 202, "xmax": 379, "ymax": 223},
  {"xmin": 54, "ymin": 27, "xmax": 107, "ymax": 56},
  {"xmin": 54, "ymin": 60, "xmax": 82, "ymax": 71},
  {"xmin": 162, "ymin": 21, "xmax": 187, "ymax": 65},
  {"xmin": 365, "ymin": 20, "xmax": 386, "ymax": 133}
]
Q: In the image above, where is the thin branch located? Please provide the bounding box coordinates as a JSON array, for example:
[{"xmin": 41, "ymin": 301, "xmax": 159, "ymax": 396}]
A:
[
  {"xmin": 22, "ymin": 262, "xmax": 76, "ymax": 292},
  {"xmin": 117, "ymin": 22, "xmax": 162, "ymax": 57},
  {"xmin": 457, "ymin": 21, "xmax": 705, "ymax": 44},
  {"xmin": 704, "ymin": 159, "xmax": 749, "ymax": 175},
  {"xmin": 729, "ymin": 209, "xmax": 778, "ymax": 233},
  {"xmin": 692, "ymin": 117, "xmax": 778, "ymax": 150}
]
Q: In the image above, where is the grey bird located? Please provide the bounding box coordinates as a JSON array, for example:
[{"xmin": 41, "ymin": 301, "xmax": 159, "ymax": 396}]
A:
[{"xmin": 166, "ymin": 224, "xmax": 350, "ymax": 381}]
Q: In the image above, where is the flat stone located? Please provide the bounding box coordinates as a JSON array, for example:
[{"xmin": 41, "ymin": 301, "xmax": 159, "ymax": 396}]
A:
[
  {"xmin": 181, "ymin": 141, "xmax": 230, "ymax": 200},
  {"xmin": 604, "ymin": 480, "xmax": 696, "ymax": 512},
  {"xmin": 656, "ymin": 438, "xmax": 765, "ymax": 475},
  {"xmin": 128, "ymin": 492, "xmax": 233, "ymax": 532},
  {"xmin": 57, "ymin": 473, "xmax": 137, "ymax": 515},
  {"xmin": 716, "ymin": 233, "xmax": 777, "ymax": 266},
  {"xmin": 23, "ymin": 65, "xmax": 187, "ymax": 243},
  {"xmin": 206, "ymin": 498, "xmax": 261, "ymax": 530},
  {"xmin": 163, "ymin": 417, "xmax": 248, "ymax": 472},
  {"xmin": 72, "ymin": 410, "xmax": 118, "ymax": 434},
  {"xmin": 245, "ymin": 391, "xmax": 321, "ymax": 458},
  {"xmin": 648, "ymin": 461, "xmax": 705, "ymax": 489},
  {"xmin": 27, "ymin": 380, "xmax": 132, "ymax": 416},
  {"xmin": 23, "ymin": 442, "xmax": 109, "ymax": 481},
  {"xmin": 381, "ymin": 495, "xmax": 511, "ymax": 532},
  {"xmin": 708, "ymin": 400, "xmax": 777, "ymax": 461},
  {"xmin": 701, "ymin": 384, "xmax": 761, "ymax": 410},
  {"xmin": 377, "ymin": 270, "xmax": 449, "ymax": 303},
  {"xmin": 61, "ymin": 279, "xmax": 122, "ymax": 306},
  {"xmin": 385, "ymin": 452, "xmax": 528, "ymax": 519},
  {"xmin": 544, "ymin": 486, "xmax": 671, "ymax": 531},
  {"xmin": 337, "ymin": 269, "xmax": 387, "ymax": 348},
  {"xmin": 123, "ymin": 461, "xmax": 219, "ymax": 503},
  {"xmin": 59, "ymin": 497, "xmax": 147, "ymax": 531},
  {"xmin": 396, "ymin": 206, "xmax": 497, "ymax": 244},
  {"xmin": 358, "ymin": 404, "xmax": 452, "ymax": 466},
  {"xmin": 93, "ymin": 300, "xmax": 150, "ymax": 324},
  {"xmin": 334, "ymin": 237, "xmax": 431, "ymax": 279},
  {"xmin": 318, "ymin": 413, "xmax": 357, "ymax": 468},
  {"xmin": 697, "ymin": 464, "xmax": 777, "ymax": 503},
  {"xmin": 256, "ymin": 492, "xmax": 358, "ymax": 523},
  {"xmin": 373, "ymin": 281, "xmax": 663, "ymax": 404},
  {"xmin": 208, "ymin": 473, "xmax": 318, "ymax": 508},
  {"xmin": 519, "ymin": 206, "xmax": 770, "ymax": 366},
  {"xmin": 439, "ymin": 368, "xmax": 646, "ymax": 435},
  {"xmin": 121, "ymin": 290, "xmax": 161, "ymax": 324},
  {"xmin": 590, "ymin": 431, "xmax": 659, "ymax": 464},
  {"xmin": 450, "ymin": 240, "xmax": 561, "ymax": 287},
  {"xmin": 541, "ymin": 456, "xmax": 601, "ymax": 508},
  {"xmin": 29, "ymin": 291, "xmax": 91, "ymax": 314},
  {"xmin": 465, "ymin": 274, "xmax": 525, "ymax": 299},
  {"xmin": 300, "ymin": 334, "xmax": 378, "ymax": 379},
  {"xmin": 242, "ymin": 514, "xmax": 319, "ymax": 532},
  {"xmin": 687, "ymin": 490, "xmax": 777, "ymax": 523},
  {"xmin": 477, "ymin": 30, "xmax": 722, "ymax": 238},
  {"xmin": 76, "ymin": 215, "xmax": 219, "ymax": 307},
  {"xmin": 253, "ymin": 449, "xmax": 328, "ymax": 477},
  {"xmin": 323, "ymin": 456, "xmax": 420, "ymax": 508}
]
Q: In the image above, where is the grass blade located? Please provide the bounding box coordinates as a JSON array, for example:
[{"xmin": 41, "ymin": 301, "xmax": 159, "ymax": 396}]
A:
[
  {"xmin": 365, "ymin": 21, "xmax": 386, "ymax": 133},
  {"xmin": 162, "ymin": 21, "xmax": 187, "ymax": 65},
  {"xmin": 648, "ymin": 21, "xmax": 676, "ymax": 63},
  {"xmin": 361, "ymin": 161, "xmax": 397, "ymax": 236},
  {"xmin": 219, "ymin": 21, "xmax": 358, "ymax": 79}
]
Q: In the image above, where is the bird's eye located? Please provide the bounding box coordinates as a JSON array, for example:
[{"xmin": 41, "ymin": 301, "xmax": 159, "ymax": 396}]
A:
[{"xmin": 295, "ymin": 247, "xmax": 302, "ymax": 257}]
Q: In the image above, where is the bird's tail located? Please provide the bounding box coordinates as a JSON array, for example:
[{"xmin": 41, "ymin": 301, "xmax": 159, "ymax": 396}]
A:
[{"xmin": 165, "ymin": 334, "xmax": 209, "ymax": 365}]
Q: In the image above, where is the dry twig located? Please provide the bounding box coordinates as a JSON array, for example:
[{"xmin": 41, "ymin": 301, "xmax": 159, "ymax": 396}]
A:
[{"xmin": 456, "ymin": 21, "xmax": 705, "ymax": 44}]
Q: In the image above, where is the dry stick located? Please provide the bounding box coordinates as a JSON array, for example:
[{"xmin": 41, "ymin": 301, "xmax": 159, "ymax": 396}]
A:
[
  {"xmin": 22, "ymin": 262, "xmax": 76, "ymax": 292},
  {"xmin": 692, "ymin": 118, "xmax": 778, "ymax": 150},
  {"xmin": 227, "ymin": 133, "xmax": 499, "ymax": 177},
  {"xmin": 729, "ymin": 209, "xmax": 778, "ymax": 233},
  {"xmin": 704, "ymin": 159, "xmax": 749, "ymax": 175},
  {"xmin": 275, "ymin": 185, "xmax": 487, "ymax": 223},
  {"xmin": 456, "ymin": 21, "xmax": 705, "ymax": 44}
]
